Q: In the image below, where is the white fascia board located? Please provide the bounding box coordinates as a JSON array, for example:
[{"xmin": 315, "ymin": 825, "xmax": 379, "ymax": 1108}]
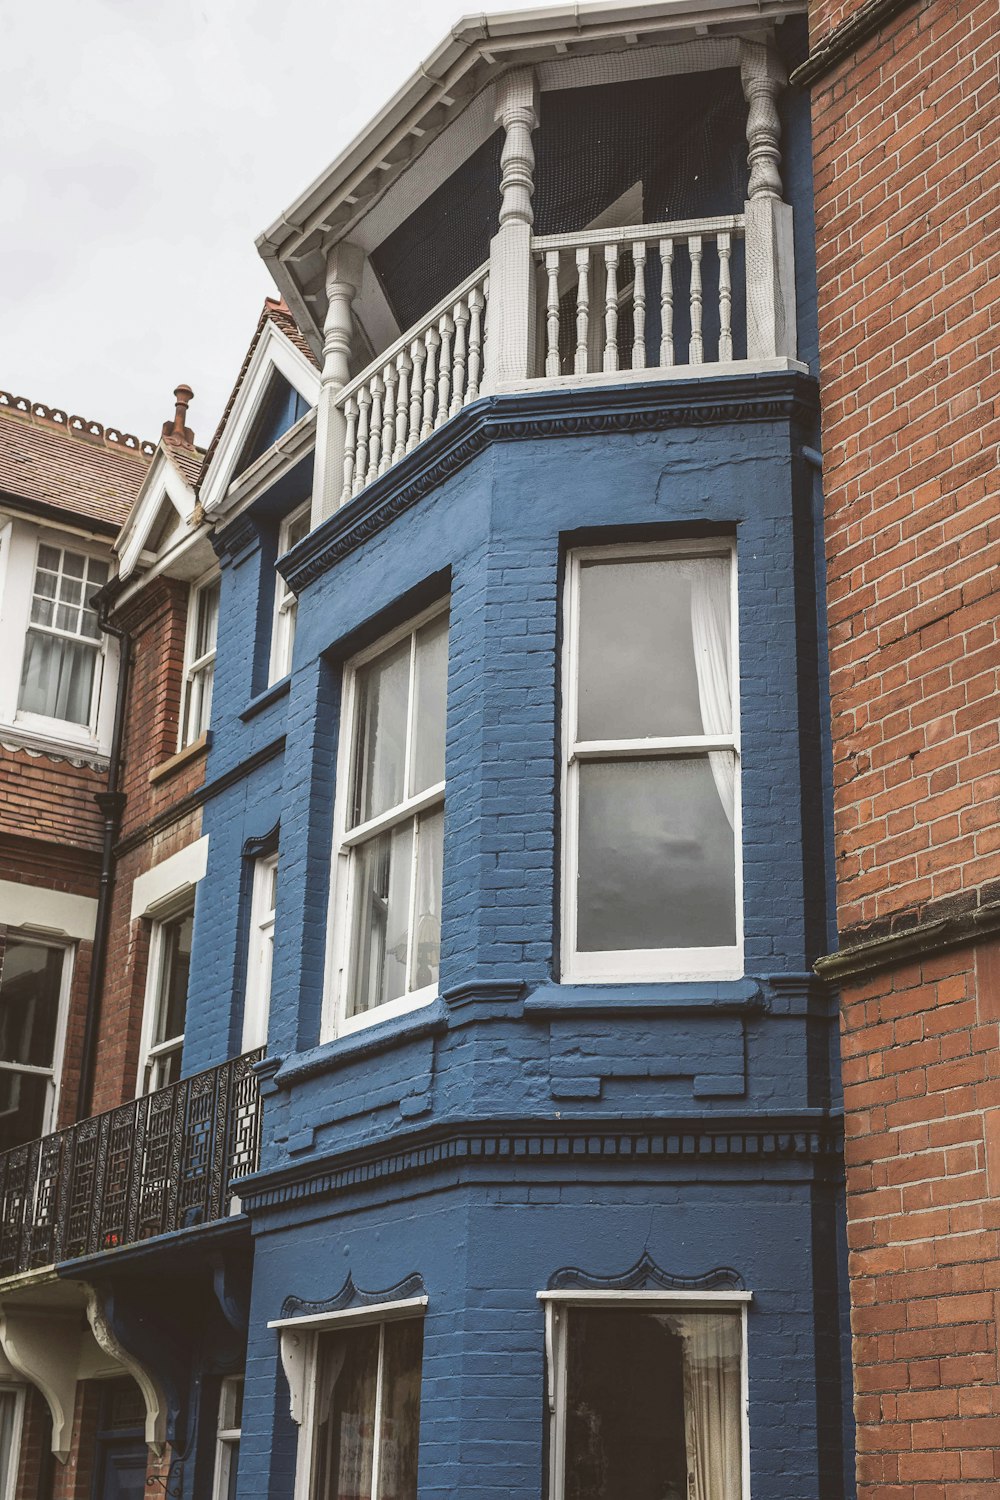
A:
[
  {"xmin": 256, "ymin": 0, "xmax": 805, "ymax": 297},
  {"xmin": 116, "ymin": 447, "xmax": 198, "ymax": 581},
  {"xmin": 0, "ymin": 880, "xmax": 98, "ymax": 942},
  {"xmin": 130, "ymin": 835, "xmax": 209, "ymax": 920},
  {"xmin": 200, "ymin": 322, "xmax": 321, "ymax": 517}
]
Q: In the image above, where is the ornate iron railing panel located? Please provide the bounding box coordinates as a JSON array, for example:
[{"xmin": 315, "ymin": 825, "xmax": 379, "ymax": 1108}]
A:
[{"xmin": 0, "ymin": 1051, "xmax": 264, "ymax": 1279}]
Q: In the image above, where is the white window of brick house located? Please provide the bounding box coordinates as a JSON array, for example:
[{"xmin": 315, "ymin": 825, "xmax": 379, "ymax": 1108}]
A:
[
  {"xmin": 325, "ymin": 603, "xmax": 448, "ymax": 1037},
  {"xmin": 539, "ymin": 1291, "xmax": 751, "ymax": 1500},
  {"xmin": 0, "ymin": 934, "xmax": 72, "ymax": 1151},
  {"xmin": 269, "ymin": 1302, "xmax": 425, "ymax": 1500},
  {"xmin": 242, "ymin": 855, "xmax": 277, "ymax": 1051},
  {"xmin": 561, "ymin": 540, "xmax": 742, "ymax": 983},
  {"xmin": 137, "ymin": 904, "xmax": 193, "ymax": 1093},
  {"xmin": 0, "ymin": 1384, "xmax": 26, "ymax": 1500},
  {"xmin": 180, "ymin": 573, "xmax": 220, "ymax": 747},
  {"xmin": 269, "ymin": 502, "xmax": 310, "ymax": 685},
  {"xmin": 211, "ymin": 1376, "xmax": 243, "ymax": 1500}
]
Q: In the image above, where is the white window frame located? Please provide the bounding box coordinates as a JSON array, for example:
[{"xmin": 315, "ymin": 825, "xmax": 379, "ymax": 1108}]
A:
[
  {"xmin": 136, "ymin": 897, "xmax": 194, "ymax": 1096},
  {"xmin": 242, "ymin": 854, "xmax": 277, "ymax": 1052},
  {"xmin": 267, "ymin": 1297, "xmax": 428, "ymax": 1500},
  {"xmin": 269, "ymin": 502, "xmax": 310, "ymax": 685},
  {"xmin": 0, "ymin": 519, "xmax": 118, "ymax": 754},
  {"xmin": 211, "ymin": 1375, "xmax": 243, "ymax": 1500},
  {"xmin": 323, "ymin": 601, "xmax": 448, "ymax": 1042},
  {"xmin": 561, "ymin": 539, "xmax": 743, "ymax": 983},
  {"xmin": 539, "ymin": 1288, "xmax": 752, "ymax": 1500},
  {"xmin": 0, "ymin": 1383, "xmax": 26, "ymax": 1500},
  {"xmin": 0, "ymin": 935, "xmax": 73, "ymax": 1145},
  {"xmin": 179, "ymin": 570, "xmax": 220, "ymax": 748}
]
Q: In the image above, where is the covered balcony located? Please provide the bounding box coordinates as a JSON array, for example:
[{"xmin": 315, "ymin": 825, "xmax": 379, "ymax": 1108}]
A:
[{"xmin": 256, "ymin": 4, "xmax": 804, "ymax": 525}]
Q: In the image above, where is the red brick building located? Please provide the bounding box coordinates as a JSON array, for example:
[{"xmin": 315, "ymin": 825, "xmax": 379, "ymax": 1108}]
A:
[{"xmin": 795, "ymin": 0, "xmax": 1000, "ymax": 1493}]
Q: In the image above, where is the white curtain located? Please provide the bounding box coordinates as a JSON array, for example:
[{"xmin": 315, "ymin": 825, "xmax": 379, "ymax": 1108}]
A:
[
  {"xmin": 689, "ymin": 559, "xmax": 736, "ymax": 830},
  {"xmin": 683, "ymin": 1316, "xmax": 742, "ymax": 1500}
]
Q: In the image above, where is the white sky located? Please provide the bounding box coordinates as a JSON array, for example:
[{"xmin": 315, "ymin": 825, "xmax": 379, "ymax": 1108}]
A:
[{"xmin": 1, "ymin": 0, "xmax": 548, "ymax": 450}]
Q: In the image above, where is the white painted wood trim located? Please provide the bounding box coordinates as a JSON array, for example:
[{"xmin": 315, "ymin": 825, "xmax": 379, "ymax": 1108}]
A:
[
  {"xmin": 130, "ymin": 836, "xmax": 209, "ymax": 920},
  {"xmin": 537, "ymin": 1289, "xmax": 753, "ymax": 1305},
  {"xmin": 268, "ymin": 1295, "xmax": 429, "ymax": 1332},
  {"xmin": 0, "ymin": 881, "xmax": 97, "ymax": 941}
]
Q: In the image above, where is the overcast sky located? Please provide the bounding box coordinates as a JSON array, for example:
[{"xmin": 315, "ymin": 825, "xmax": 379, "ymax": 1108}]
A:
[{"xmin": 1, "ymin": 0, "xmax": 547, "ymax": 451}]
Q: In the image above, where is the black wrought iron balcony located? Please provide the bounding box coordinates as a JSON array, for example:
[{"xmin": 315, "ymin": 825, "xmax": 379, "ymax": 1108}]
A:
[{"xmin": 0, "ymin": 1049, "xmax": 264, "ymax": 1278}]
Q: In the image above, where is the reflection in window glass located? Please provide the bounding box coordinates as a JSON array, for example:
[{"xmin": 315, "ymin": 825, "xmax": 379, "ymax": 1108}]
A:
[
  {"xmin": 0, "ymin": 938, "xmax": 66, "ymax": 1148},
  {"xmin": 311, "ymin": 1320, "xmax": 423, "ymax": 1500}
]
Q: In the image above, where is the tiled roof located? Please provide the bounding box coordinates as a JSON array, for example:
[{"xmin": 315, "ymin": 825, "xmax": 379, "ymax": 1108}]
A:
[
  {"xmin": 162, "ymin": 438, "xmax": 205, "ymax": 488},
  {"xmin": 0, "ymin": 390, "xmax": 154, "ymax": 532},
  {"xmin": 198, "ymin": 298, "xmax": 318, "ymax": 480}
]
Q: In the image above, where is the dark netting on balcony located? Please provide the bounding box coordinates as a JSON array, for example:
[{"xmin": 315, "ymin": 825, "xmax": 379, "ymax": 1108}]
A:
[{"xmin": 371, "ymin": 66, "xmax": 749, "ymax": 364}]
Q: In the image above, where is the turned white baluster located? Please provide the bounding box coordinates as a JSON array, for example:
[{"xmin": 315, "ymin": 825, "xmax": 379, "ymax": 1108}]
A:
[
  {"xmin": 659, "ymin": 238, "xmax": 674, "ymax": 366},
  {"xmin": 341, "ymin": 396, "xmax": 358, "ymax": 504},
  {"xmin": 603, "ymin": 243, "xmax": 619, "ymax": 373},
  {"xmin": 632, "ymin": 241, "xmax": 647, "ymax": 370},
  {"xmin": 740, "ymin": 37, "xmax": 795, "ymax": 359},
  {"xmin": 378, "ymin": 365, "xmax": 396, "ymax": 476},
  {"xmin": 466, "ymin": 285, "xmax": 485, "ymax": 403},
  {"xmin": 366, "ymin": 376, "xmax": 384, "ymax": 484},
  {"xmin": 313, "ymin": 241, "xmax": 363, "ymax": 524},
  {"xmin": 483, "ymin": 70, "xmax": 539, "ymax": 388},
  {"xmin": 394, "ymin": 350, "xmax": 411, "ymax": 461},
  {"xmin": 354, "ymin": 388, "xmax": 372, "ymax": 497},
  {"xmin": 421, "ymin": 327, "xmax": 440, "ymax": 440},
  {"xmin": 718, "ymin": 233, "xmax": 733, "ymax": 361},
  {"xmin": 435, "ymin": 314, "xmax": 454, "ymax": 428},
  {"xmin": 575, "ymin": 249, "xmax": 590, "ymax": 374},
  {"xmin": 407, "ymin": 341, "xmax": 424, "ymax": 452},
  {"xmin": 545, "ymin": 251, "xmax": 561, "ymax": 376},
  {"xmin": 450, "ymin": 300, "xmax": 469, "ymax": 416},
  {"xmin": 688, "ymin": 236, "xmax": 703, "ymax": 365}
]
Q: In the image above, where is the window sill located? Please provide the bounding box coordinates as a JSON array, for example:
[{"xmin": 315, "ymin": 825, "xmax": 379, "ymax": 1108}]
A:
[
  {"xmin": 239, "ymin": 676, "xmax": 290, "ymax": 722},
  {"xmin": 524, "ymin": 980, "xmax": 763, "ymax": 1018},
  {"xmin": 149, "ymin": 731, "xmax": 211, "ymax": 786},
  {"xmin": 272, "ymin": 998, "xmax": 448, "ymax": 1090},
  {"xmin": 0, "ymin": 718, "xmax": 109, "ymax": 765}
]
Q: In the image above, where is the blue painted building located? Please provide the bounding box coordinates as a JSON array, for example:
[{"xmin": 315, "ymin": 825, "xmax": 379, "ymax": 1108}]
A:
[{"xmin": 0, "ymin": 3, "xmax": 852, "ymax": 1498}]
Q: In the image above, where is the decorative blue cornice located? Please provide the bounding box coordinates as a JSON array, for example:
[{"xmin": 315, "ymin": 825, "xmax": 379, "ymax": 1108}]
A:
[
  {"xmin": 282, "ymin": 371, "xmax": 819, "ymax": 592},
  {"xmin": 281, "ymin": 1269, "xmax": 427, "ymax": 1320},
  {"xmin": 212, "ymin": 511, "xmax": 261, "ymax": 568},
  {"xmin": 548, "ymin": 1251, "xmax": 745, "ymax": 1293}
]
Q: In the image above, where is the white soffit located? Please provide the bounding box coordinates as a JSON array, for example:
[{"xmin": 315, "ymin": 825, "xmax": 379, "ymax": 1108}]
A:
[{"xmin": 200, "ymin": 320, "xmax": 321, "ymax": 517}]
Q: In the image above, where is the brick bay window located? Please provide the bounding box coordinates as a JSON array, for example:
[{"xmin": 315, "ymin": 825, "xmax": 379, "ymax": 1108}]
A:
[
  {"xmin": 18, "ymin": 541, "xmax": 109, "ymax": 727},
  {"xmin": 180, "ymin": 572, "xmax": 220, "ymax": 746},
  {"xmin": 327, "ymin": 604, "xmax": 448, "ymax": 1035},
  {"xmin": 540, "ymin": 1292, "xmax": 750, "ymax": 1500},
  {"xmin": 562, "ymin": 541, "xmax": 741, "ymax": 982}
]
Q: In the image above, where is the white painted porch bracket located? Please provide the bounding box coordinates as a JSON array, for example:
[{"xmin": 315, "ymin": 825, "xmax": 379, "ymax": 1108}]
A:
[
  {"xmin": 533, "ymin": 215, "xmax": 746, "ymax": 377},
  {"xmin": 335, "ymin": 263, "xmax": 490, "ymax": 505}
]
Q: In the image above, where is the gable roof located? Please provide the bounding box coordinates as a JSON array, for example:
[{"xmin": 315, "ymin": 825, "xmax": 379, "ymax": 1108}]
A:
[
  {"xmin": 0, "ymin": 388, "xmax": 154, "ymax": 534},
  {"xmin": 115, "ymin": 440, "xmax": 204, "ymax": 582},
  {"xmin": 199, "ymin": 299, "xmax": 320, "ymax": 516}
]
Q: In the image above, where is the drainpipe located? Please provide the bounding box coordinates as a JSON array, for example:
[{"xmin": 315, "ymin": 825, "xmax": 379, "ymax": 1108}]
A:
[{"xmin": 77, "ymin": 586, "xmax": 131, "ymax": 1120}]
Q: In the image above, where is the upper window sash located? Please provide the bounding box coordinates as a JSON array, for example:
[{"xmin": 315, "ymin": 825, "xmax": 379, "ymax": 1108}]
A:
[
  {"xmin": 138, "ymin": 907, "xmax": 192, "ymax": 1094},
  {"xmin": 561, "ymin": 540, "xmax": 742, "ymax": 983},
  {"xmin": 17, "ymin": 540, "xmax": 110, "ymax": 731},
  {"xmin": 180, "ymin": 574, "xmax": 220, "ymax": 747},
  {"xmin": 269, "ymin": 502, "xmax": 310, "ymax": 685},
  {"xmin": 242, "ymin": 854, "xmax": 278, "ymax": 1051}
]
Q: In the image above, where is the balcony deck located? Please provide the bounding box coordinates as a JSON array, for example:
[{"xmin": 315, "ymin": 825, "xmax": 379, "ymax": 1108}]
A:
[{"xmin": 0, "ymin": 1050, "xmax": 263, "ymax": 1279}]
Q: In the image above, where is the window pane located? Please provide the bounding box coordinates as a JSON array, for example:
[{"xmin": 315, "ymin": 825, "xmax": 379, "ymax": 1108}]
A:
[
  {"xmin": 577, "ymin": 757, "xmax": 736, "ymax": 951},
  {"xmin": 348, "ymin": 822, "xmax": 413, "ymax": 1018},
  {"xmin": 0, "ymin": 1071, "xmax": 51, "ymax": 1150},
  {"xmin": 408, "ymin": 616, "xmax": 448, "ymax": 796},
  {"xmin": 0, "ymin": 1389, "xmax": 21, "ymax": 1497},
  {"xmin": 61, "ymin": 551, "xmax": 84, "ymax": 579},
  {"xmin": 194, "ymin": 581, "xmax": 220, "ymax": 660},
  {"xmin": 155, "ymin": 914, "xmax": 192, "ymax": 1046},
  {"xmin": 576, "ymin": 557, "xmax": 730, "ymax": 741},
  {"xmin": 564, "ymin": 1308, "xmax": 742, "ymax": 1500},
  {"xmin": 0, "ymin": 939, "xmax": 63, "ymax": 1066},
  {"xmin": 285, "ymin": 508, "xmax": 310, "ymax": 551},
  {"xmin": 18, "ymin": 630, "xmax": 98, "ymax": 724},
  {"xmin": 351, "ymin": 640, "xmax": 410, "ymax": 825},
  {"xmin": 37, "ymin": 543, "xmax": 60, "ymax": 571},
  {"xmin": 410, "ymin": 809, "xmax": 443, "ymax": 992},
  {"xmin": 312, "ymin": 1324, "xmax": 381, "ymax": 1500},
  {"xmin": 377, "ymin": 1320, "xmax": 424, "ymax": 1500}
]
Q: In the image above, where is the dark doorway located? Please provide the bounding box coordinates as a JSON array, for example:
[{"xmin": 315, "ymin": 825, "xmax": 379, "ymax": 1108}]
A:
[{"xmin": 91, "ymin": 1379, "xmax": 147, "ymax": 1500}]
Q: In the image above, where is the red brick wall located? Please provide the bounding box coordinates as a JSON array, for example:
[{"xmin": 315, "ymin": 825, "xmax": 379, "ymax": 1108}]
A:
[
  {"xmin": 841, "ymin": 939, "xmax": 1000, "ymax": 1493},
  {"xmin": 0, "ymin": 747, "xmax": 104, "ymax": 858},
  {"xmin": 811, "ymin": 0, "xmax": 1000, "ymax": 940},
  {"xmin": 14, "ymin": 1388, "xmax": 51, "ymax": 1500},
  {"xmin": 51, "ymin": 1383, "xmax": 99, "ymax": 1500}
]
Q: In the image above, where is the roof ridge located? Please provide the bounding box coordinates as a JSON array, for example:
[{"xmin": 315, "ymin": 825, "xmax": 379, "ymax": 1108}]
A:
[{"xmin": 0, "ymin": 388, "xmax": 156, "ymax": 460}]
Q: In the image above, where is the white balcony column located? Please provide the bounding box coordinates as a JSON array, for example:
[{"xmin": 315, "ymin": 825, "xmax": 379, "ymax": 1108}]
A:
[
  {"xmin": 740, "ymin": 38, "xmax": 797, "ymax": 360},
  {"xmin": 312, "ymin": 240, "xmax": 365, "ymax": 527},
  {"xmin": 482, "ymin": 68, "xmax": 539, "ymax": 390}
]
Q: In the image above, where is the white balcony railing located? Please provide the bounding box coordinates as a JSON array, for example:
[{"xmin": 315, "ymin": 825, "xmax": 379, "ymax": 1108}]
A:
[{"xmin": 336, "ymin": 263, "xmax": 489, "ymax": 505}]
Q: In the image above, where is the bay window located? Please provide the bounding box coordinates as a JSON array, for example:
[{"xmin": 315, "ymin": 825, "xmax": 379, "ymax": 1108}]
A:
[
  {"xmin": 270, "ymin": 502, "xmax": 310, "ymax": 684},
  {"xmin": 541, "ymin": 1293, "xmax": 749, "ymax": 1500},
  {"xmin": 18, "ymin": 542, "xmax": 109, "ymax": 727},
  {"xmin": 0, "ymin": 935, "xmax": 70, "ymax": 1149},
  {"xmin": 562, "ymin": 542, "xmax": 741, "ymax": 981},
  {"xmin": 181, "ymin": 574, "xmax": 220, "ymax": 746},
  {"xmin": 327, "ymin": 604, "xmax": 448, "ymax": 1034}
]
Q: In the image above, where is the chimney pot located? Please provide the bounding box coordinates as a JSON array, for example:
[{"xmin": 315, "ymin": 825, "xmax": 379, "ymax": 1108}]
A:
[{"xmin": 163, "ymin": 384, "xmax": 195, "ymax": 445}]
